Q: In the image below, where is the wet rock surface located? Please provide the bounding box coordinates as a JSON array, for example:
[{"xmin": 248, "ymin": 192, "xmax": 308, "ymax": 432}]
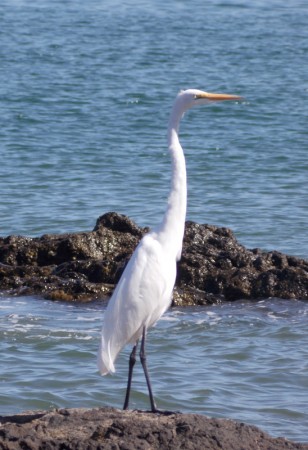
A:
[
  {"xmin": 0, "ymin": 212, "xmax": 307, "ymax": 304},
  {"xmin": 0, "ymin": 407, "xmax": 307, "ymax": 450}
]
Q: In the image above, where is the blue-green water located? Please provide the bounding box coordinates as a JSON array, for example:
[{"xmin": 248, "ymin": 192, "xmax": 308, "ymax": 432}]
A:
[
  {"xmin": 0, "ymin": 297, "xmax": 307, "ymax": 443},
  {"xmin": 1, "ymin": 0, "xmax": 307, "ymax": 257},
  {"xmin": 0, "ymin": 0, "xmax": 307, "ymax": 443}
]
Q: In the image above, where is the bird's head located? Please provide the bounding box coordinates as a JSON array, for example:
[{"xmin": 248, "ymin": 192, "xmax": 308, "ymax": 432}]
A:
[{"xmin": 177, "ymin": 88, "xmax": 242, "ymax": 111}]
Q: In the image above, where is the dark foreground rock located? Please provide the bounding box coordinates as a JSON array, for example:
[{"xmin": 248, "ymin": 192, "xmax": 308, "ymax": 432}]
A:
[
  {"xmin": 0, "ymin": 212, "xmax": 307, "ymax": 304},
  {"xmin": 0, "ymin": 407, "xmax": 307, "ymax": 450}
]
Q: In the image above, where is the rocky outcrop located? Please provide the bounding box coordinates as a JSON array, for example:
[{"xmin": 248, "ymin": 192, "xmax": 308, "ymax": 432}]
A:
[
  {"xmin": 0, "ymin": 407, "xmax": 307, "ymax": 450},
  {"xmin": 0, "ymin": 212, "xmax": 307, "ymax": 304}
]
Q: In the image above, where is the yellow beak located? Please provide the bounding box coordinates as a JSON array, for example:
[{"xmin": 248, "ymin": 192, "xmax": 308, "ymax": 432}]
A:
[{"xmin": 196, "ymin": 92, "xmax": 243, "ymax": 101}]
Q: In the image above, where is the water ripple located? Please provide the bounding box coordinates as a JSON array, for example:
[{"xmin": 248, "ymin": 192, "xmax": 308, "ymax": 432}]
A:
[{"xmin": 1, "ymin": 296, "xmax": 307, "ymax": 442}]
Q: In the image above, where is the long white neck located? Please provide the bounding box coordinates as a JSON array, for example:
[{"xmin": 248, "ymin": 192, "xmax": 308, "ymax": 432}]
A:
[{"xmin": 155, "ymin": 99, "xmax": 187, "ymax": 261}]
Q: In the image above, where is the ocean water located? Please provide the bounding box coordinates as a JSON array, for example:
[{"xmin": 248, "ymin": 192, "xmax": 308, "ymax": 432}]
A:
[
  {"xmin": 1, "ymin": 0, "xmax": 307, "ymax": 257},
  {"xmin": 0, "ymin": 0, "xmax": 307, "ymax": 443},
  {"xmin": 0, "ymin": 297, "xmax": 307, "ymax": 443}
]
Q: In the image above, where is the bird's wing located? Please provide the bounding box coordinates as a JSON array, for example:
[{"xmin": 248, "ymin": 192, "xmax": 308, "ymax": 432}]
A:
[{"xmin": 97, "ymin": 233, "xmax": 176, "ymax": 375}]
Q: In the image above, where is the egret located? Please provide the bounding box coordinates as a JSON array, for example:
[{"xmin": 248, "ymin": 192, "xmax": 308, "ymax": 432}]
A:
[{"xmin": 97, "ymin": 89, "xmax": 242, "ymax": 412}]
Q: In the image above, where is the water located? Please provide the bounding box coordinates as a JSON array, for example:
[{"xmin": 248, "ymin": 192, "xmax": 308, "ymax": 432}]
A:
[
  {"xmin": 0, "ymin": 0, "xmax": 307, "ymax": 257},
  {"xmin": 0, "ymin": 297, "xmax": 307, "ymax": 443},
  {"xmin": 0, "ymin": 0, "xmax": 307, "ymax": 443}
]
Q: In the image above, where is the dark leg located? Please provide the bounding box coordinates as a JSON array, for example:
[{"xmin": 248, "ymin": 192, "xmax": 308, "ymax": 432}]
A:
[
  {"xmin": 140, "ymin": 326, "xmax": 158, "ymax": 413},
  {"xmin": 123, "ymin": 340, "xmax": 138, "ymax": 410}
]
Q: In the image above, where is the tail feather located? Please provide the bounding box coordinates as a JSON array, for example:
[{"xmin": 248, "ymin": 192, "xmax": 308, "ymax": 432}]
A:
[{"xmin": 97, "ymin": 336, "xmax": 115, "ymax": 375}]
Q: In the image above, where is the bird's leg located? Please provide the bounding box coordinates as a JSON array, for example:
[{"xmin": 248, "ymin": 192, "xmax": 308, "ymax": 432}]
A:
[
  {"xmin": 123, "ymin": 340, "xmax": 138, "ymax": 410},
  {"xmin": 140, "ymin": 326, "xmax": 158, "ymax": 413}
]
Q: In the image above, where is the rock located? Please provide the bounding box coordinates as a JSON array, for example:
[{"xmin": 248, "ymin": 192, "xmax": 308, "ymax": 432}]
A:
[
  {"xmin": 178, "ymin": 222, "xmax": 308, "ymax": 304},
  {"xmin": 0, "ymin": 407, "xmax": 307, "ymax": 450},
  {"xmin": 0, "ymin": 212, "xmax": 307, "ymax": 304}
]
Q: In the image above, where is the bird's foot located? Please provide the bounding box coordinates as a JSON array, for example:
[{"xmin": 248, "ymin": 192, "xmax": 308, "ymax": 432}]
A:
[{"xmin": 145, "ymin": 408, "xmax": 181, "ymax": 416}]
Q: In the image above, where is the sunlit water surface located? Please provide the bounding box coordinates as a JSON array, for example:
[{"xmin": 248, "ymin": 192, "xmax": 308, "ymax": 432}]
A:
[
  {"xmin": 0, "ymin": 0, "xmax": 307, "ymax": 258},
  {"xmin": 0, "ymin": 297, "xmax": 307, "ymax": 442}
]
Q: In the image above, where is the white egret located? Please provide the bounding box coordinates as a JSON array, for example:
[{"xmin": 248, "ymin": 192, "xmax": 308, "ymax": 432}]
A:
[{"xmin": 97, "ymin": 89, "xmax": 242, "ymax": 412}]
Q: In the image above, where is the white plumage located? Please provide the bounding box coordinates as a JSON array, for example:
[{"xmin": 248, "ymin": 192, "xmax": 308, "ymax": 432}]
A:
[{"xmin": 98, "ymin": 233, "xmax": 176, "ymax": 375}]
